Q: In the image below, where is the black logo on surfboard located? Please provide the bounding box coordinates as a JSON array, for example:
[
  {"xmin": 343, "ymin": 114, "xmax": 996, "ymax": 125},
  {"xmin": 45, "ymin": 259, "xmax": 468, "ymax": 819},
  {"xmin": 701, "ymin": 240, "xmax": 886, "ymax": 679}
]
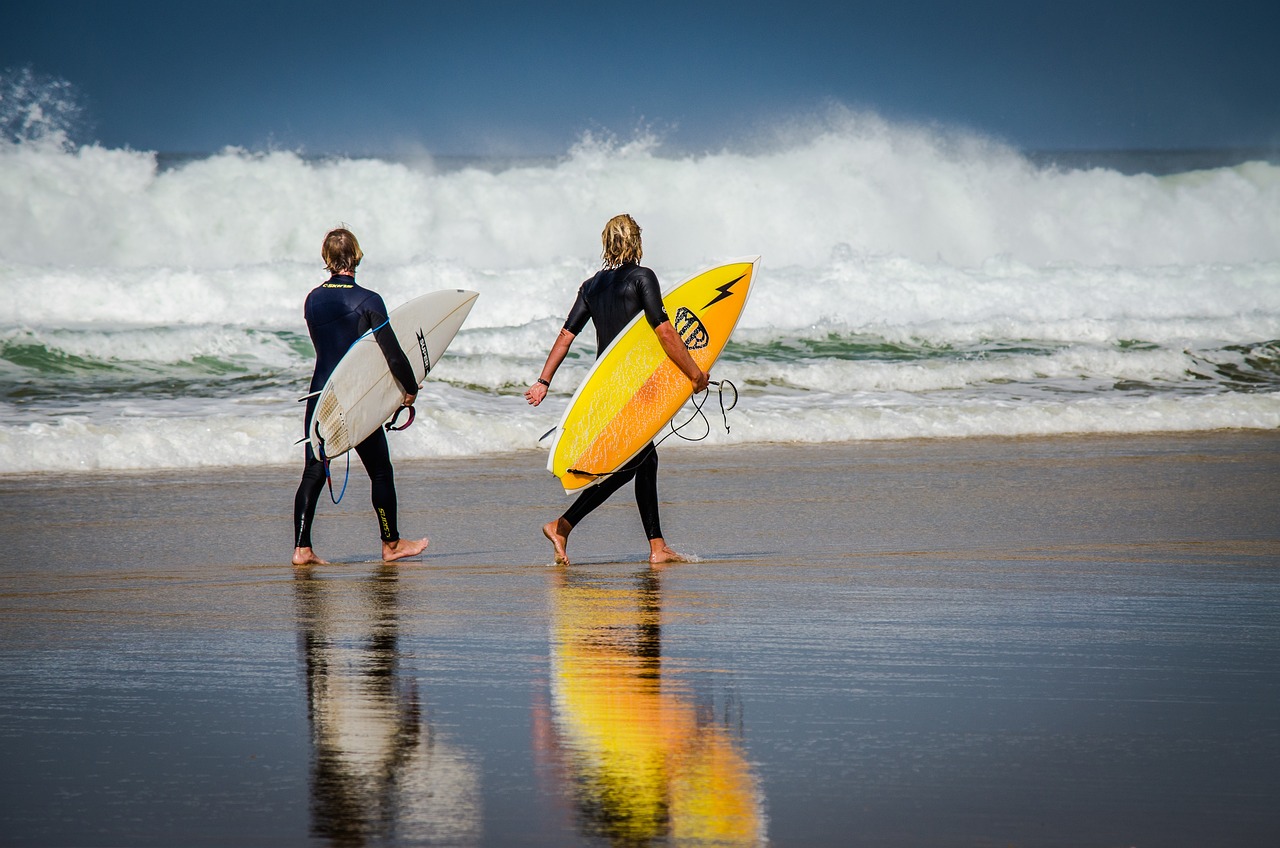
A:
[
  {"xmin": 674, "ymin": 307, "xmax": 710, "ymax": 351},
  {"xmin": 704, "ymin": 273, "xmax": 745, "ymax": 309},
  {"xmin": 416, "ymin": 330, "xmax": 432, "ymax": 373}
]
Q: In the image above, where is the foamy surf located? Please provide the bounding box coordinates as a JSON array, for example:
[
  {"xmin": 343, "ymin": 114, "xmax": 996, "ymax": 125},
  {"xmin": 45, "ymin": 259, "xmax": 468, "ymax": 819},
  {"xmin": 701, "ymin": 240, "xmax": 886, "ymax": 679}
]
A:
[{"xmin": 2, "ymin": 84, "xmax": 1277, "ymax": 473}]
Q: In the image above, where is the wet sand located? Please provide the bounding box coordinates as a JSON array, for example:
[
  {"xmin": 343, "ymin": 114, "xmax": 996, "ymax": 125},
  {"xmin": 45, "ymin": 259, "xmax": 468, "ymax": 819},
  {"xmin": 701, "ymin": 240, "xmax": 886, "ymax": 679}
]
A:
[{"xmin": 1, "ymin": 432, "xmax": 1278, "ymax": 846}]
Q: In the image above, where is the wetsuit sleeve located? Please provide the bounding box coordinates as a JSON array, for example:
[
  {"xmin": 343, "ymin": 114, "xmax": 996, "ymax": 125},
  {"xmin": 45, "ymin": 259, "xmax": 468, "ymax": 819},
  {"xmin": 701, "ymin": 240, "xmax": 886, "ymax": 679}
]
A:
[
  {"xmin": 364, "ymin": 295, "xmax": 418, "ymax": 395},
  {"xmin": 633, "ymin": 267, "xmax": 668, "ymax": 329},
  {"xmin": 563, "ymin": 281, "xmax": 592, "ymax": 335}
]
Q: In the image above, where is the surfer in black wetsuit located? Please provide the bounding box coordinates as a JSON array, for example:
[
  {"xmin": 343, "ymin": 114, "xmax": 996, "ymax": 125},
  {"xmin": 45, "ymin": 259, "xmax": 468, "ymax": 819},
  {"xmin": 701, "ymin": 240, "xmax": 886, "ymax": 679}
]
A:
[
  {"xmin": 525, "ymin": 214, "xmax": 709, "ymax": 566},
  {"xmin": 292, "ymin": 228, "xmax": 429, "ymax": 566}
]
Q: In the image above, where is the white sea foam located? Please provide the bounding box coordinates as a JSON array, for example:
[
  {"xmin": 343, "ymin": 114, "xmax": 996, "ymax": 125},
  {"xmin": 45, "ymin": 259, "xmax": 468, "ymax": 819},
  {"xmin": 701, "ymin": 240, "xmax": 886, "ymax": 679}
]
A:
[
  {"xmin": 6, "ymin": 255, "xmax": 1279, "ymax": 351},
  {"xmin": 732, "ymin": 345, "xmax": 1200, "ymax": 395},
  {"xmin": 721, "ymin": 391, "xmax": 1280, "ymax": 443},
  {"xmin": 2, "ymin": 390, "xmax": 1276, "ymax": 475},
  {"xmin": 6, "ymin": 113, "xmax": 1280, "ymax": 275}
]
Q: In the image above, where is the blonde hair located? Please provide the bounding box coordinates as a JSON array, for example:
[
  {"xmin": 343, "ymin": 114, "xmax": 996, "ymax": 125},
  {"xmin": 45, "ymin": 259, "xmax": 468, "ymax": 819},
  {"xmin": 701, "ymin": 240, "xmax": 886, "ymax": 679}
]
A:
[
  {"xmin": 322, "ymin": 227, "xmax": 363, "ymax": 273},
  {"xmin": 601, "ymin": 214, "xmax": 642, "ymax": 268}
]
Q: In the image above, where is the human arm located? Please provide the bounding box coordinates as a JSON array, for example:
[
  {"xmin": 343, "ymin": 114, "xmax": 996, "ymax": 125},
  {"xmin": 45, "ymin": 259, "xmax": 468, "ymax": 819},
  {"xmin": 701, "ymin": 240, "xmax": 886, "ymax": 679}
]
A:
[
  {"xmin": 366, "ymin": 298, "xmax": 419, "ymax": 406},
  {"xmin": 654, "ymin": 321, "xmax": 710, "ymax": 393},
  {"xmin": 634, "ymin": 267, "xmax": 709, "ymax": 393},
  {"xmin": 525, "ymin": 328, "xmax": 576, "ymax": 406}
]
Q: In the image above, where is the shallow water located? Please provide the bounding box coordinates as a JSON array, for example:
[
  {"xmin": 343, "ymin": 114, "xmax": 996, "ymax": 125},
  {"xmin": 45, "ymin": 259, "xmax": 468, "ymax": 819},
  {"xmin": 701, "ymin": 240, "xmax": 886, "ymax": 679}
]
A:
[{"xmin": 1, "ymin": 436, "xmax": 1278, "ymax": 846}]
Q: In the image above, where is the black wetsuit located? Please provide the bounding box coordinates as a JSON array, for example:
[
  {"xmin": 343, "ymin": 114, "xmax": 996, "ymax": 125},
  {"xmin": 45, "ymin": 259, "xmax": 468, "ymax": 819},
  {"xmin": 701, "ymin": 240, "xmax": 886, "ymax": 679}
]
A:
[
  {"xmin": 560, "ymin": 263, "xmax": 670, "ymax": 539},
  {"xmin": 293, "ymin": 274, "xmax": 417, "ymax": 548}
]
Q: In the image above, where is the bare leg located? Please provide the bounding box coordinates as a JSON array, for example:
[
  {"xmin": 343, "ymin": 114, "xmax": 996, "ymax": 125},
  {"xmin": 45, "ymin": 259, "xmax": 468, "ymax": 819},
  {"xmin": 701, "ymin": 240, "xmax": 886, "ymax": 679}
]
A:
[
  {"xmin": 649, "ymin": 537, "xmax": 690, "ymax": 565},
  {"xmin": 293, "ymin": 546, "xmax": 328, "ymax": 566},
  {"xmin": 383, "ymin": 537, "xmax": 429, "ymax": 562},
  {"xmin": 543, "ymin": 518, "xmax": 571, "ymax": 565}
]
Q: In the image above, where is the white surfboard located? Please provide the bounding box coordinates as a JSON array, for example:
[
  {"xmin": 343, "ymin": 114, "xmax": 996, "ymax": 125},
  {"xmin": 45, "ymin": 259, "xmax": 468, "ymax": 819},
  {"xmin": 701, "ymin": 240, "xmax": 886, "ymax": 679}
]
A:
[{"xmin": 307, "ymin": 289, "xmax": 479, "ymax": 459}]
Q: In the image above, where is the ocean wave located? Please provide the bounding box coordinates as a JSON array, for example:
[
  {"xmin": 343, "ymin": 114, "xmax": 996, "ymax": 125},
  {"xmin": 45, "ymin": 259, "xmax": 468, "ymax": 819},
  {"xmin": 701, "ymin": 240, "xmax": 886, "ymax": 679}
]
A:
[
  {"xmin": 5, "ymin": 111, "xmax": 1280, "ymax": 272},
  {"xmin": 3, "ymin": 78, "xmax": 1278, "ymax": 474},
  {"xmin": 6, "ymin": 257, "xmax": 1280, "ymax": 350},
  {"xmin": 7, "ymin": 323, "xmax": 1277, "ymax": 406},
  {"xmin": 2, "ymin": 390, "xmax": 1275, "ymax": 475}
]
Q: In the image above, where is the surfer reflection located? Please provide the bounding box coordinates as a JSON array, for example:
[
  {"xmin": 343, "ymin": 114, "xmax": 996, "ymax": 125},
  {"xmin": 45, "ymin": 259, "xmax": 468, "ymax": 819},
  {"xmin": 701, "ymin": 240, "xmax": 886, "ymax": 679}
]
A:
[
  {"xmin": 294, "ymin": 567, "xmax": 480, "ymax": 846},
  {"xmin": 536, "ymin": 568, "xmax": 766, "ymax": 846}
]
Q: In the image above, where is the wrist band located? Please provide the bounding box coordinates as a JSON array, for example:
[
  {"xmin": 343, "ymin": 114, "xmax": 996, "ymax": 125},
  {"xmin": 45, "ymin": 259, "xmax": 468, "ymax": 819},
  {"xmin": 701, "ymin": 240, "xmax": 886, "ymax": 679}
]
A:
[{"xmin": 536, "ymin": 378, "xmax": 550, "ymax": 387}]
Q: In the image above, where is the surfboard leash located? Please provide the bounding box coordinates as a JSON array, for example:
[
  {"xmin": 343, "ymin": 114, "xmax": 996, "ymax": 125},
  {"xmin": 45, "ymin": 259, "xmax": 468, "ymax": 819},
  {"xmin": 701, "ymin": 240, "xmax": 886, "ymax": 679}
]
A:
[
  {"xmin": 297, "ymin": 407, "xmax": 404, "ymax": 506},
  {"xmin": 566, "ymin": 379, "xmax": 739, "ymax": 479},
  {"xmin": 661, "ymin": 378, "xmax": 738, "ymax": 445},
  {"xmin": 384, "ymin": 404, "xmax": 416, "ymax": 432},
  {"xmin": 325, "ymin": 451, "xmax": 351, "ymax": 505},
  {"xmin": 310, "ymin": 434, "xmax": 350, "ymax": 505}
]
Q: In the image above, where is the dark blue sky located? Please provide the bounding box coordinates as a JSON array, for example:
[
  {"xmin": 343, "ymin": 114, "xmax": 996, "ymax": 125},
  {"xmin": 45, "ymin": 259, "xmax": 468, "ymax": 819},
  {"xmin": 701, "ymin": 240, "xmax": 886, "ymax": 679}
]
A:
[{"xmin": 7, "ymin": 0, "xmax": 1280, "ymax": 155}]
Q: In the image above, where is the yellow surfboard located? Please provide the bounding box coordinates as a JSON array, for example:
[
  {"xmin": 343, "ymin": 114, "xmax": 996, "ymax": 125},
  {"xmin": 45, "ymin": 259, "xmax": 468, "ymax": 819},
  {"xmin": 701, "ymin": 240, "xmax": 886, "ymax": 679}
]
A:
[{"xmin": 547, "ymin": 257, "xmax": 759, "ymax": 493}]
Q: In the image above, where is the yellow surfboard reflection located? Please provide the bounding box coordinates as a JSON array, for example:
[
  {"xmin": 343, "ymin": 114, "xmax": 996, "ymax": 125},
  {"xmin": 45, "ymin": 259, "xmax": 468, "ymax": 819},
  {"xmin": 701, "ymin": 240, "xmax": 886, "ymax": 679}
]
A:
[{"xmin": 539, "ymin": 569, "xmax": 767, "ymax": 845}]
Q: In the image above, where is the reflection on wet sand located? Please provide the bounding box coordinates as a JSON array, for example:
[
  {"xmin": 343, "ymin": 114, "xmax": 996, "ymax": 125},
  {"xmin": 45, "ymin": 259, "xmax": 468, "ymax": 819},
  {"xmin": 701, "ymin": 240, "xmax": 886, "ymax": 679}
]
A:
[
  {"xmin": 295, "ymin": 567, "xmax": 481, "ymax": 847},
  {"xmin": 540, "ymin": 568, "xmax": 766, "ymax": 846}
]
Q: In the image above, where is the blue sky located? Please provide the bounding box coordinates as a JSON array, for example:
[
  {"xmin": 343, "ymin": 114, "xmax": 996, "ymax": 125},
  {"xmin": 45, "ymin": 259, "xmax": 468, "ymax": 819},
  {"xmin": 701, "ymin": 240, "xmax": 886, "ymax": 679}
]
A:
[{"xmin": 7, "ymin": 0, "xmax": 1280, "ymax": 155}]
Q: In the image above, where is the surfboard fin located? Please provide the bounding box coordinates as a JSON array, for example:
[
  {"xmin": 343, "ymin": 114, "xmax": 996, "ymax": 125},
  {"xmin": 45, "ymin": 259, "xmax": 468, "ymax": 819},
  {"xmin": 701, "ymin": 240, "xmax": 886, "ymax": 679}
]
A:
[
  {"xmin": 538, "ymin": 426, "xmax": 558, "ymax": 442},
  {"xmin": 297, "ymin": 390, "xmax": 322, "ymax": 402}
]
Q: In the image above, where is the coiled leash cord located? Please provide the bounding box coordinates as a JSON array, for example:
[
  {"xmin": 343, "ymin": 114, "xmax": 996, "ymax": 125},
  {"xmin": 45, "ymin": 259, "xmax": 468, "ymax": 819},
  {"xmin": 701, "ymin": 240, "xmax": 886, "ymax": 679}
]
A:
[
  {"xmin": 298, "ymin": 400, "xmax": 417, "ymax": 506},
  {"xmin": 324, "ymin": 405, "xmax": 416, "ymax": 504},
  {"xmin": 324, "ymin": 444, "xmax": 350, "ymax": 505},
  {"xmin": 567, "ymin": 379, "xmax": 738, "ymax": 479},
  {"xmin": 659, "ymin": 378, "xmax": 738, "ymax": 446}
]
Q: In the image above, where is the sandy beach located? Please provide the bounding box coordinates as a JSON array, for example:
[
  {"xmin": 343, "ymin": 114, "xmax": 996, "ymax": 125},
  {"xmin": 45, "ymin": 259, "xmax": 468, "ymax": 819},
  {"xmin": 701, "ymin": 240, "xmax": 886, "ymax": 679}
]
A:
[{"xmin": 2, "ymin": 432, "xmax": 1278, "ymax": 846}]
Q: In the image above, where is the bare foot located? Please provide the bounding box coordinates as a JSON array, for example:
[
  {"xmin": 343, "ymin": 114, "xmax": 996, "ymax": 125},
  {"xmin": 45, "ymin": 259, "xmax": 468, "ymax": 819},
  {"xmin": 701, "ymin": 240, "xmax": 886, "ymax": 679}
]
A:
[
  {"xmin": 543, "ymin": 518, "xmax": 571, "ymax": 565},
  {"xmin": 649, "ymin": 539, "xmax": 691, "ymax": 566},
  {"xmin": 383, "ymin": 537, "xmax": 429, "ymax": 562},
  {"xmin": 293, "ymin": 546, "xmax": 328, "ymax": 566}
]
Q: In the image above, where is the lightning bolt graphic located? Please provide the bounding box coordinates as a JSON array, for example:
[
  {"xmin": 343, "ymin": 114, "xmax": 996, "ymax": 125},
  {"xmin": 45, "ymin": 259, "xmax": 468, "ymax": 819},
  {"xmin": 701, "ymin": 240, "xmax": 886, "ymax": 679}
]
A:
[{"xmin": 704, "ymin": 273, "xmax": 745, "ymax": 309}]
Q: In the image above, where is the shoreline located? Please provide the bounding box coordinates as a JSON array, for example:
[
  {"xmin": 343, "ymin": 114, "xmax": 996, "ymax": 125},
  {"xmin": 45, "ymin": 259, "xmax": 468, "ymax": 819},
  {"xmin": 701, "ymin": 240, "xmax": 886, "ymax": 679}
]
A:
[
  {"xmin": 2, "ymin": 426, "xmax": 1276, "ymax": 484},
  {"xmin": 3, "ymin": 428, "xmax": 1275, "ymax": 572}
]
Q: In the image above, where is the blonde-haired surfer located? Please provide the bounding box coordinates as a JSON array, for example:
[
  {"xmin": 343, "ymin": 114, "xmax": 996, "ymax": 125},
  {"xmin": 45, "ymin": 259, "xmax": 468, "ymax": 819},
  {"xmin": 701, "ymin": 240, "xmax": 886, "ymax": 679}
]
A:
[
  {"xmin": 525, "ymin": 214, "xmax": 709, "ymax": 566},
  {"xmin": 600, "ymin": 212, "xmax": 643, "ymax": 267},
  {"xmin": 292, "ymin": 228, "xmax": 429, "ymax": 566}
]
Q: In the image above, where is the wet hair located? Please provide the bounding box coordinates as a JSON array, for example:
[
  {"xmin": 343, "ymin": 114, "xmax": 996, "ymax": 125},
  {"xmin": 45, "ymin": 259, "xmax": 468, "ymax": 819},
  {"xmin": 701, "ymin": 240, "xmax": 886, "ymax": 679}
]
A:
[
  {"xmin": 601, "ymin": 214, "xmax": 642, "ymax": 268},
  {"xmin": 322, "ymin": 227, "xmax": 363, "ymax": 273}
]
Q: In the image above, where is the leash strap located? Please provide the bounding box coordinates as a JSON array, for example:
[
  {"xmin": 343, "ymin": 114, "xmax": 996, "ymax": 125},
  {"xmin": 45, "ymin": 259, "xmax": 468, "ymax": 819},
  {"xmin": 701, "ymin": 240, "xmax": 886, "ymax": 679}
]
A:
[
  {"xmin": 314, "ymin": 433, "xmax": 350, "ymax": 505},
  {"xmin": 567, "ymin": 379, "xmax": 738, "ymax": 479},
  {"xmin": 385, "ymin": 405, "xmax": 416, "ymax": 432}
]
